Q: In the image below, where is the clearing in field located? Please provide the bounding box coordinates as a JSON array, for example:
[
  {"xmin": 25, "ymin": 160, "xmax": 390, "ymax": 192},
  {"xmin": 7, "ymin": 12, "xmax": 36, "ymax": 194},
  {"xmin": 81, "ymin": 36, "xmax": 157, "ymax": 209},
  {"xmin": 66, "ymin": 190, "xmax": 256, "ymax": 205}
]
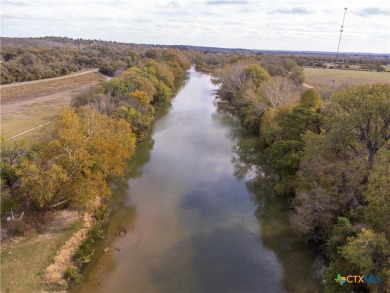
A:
[
  {"xmin": 304, "ymin": 67, "xmax": 390, "ymax": 96},
  {"xmin": 0, "ymin": 70, "xmax": 106, "ymax": 140}
]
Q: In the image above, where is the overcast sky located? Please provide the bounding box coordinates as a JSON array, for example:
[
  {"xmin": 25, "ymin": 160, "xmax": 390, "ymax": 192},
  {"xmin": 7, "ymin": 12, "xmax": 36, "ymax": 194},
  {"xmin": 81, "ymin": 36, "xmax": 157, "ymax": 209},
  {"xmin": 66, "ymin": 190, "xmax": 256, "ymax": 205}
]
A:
[{"xmin": 1, "ymin": 0, "xmax": 389, "ymax": 53}]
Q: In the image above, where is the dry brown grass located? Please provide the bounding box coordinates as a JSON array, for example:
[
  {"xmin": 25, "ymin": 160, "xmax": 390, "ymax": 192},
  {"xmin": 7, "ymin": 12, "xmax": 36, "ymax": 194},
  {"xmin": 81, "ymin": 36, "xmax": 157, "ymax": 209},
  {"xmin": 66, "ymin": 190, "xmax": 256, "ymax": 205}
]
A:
[
  {"xmin": 43, "ymin": 213, "xmax": 92, "ymax": 287},
  {"xmin": 0, "ymin": 71, "xmax": 104, "ymax": 104},
  {"xmin": 304, "ymin": 68, "xmax": 390, "ymax": 98},
  {"xmin": 1, "ymin": 210, "xmax": 81, "ymax": 293},
  {"xmin": 1, "ymin": 71, "xmax": 107, "ymax": 140}
]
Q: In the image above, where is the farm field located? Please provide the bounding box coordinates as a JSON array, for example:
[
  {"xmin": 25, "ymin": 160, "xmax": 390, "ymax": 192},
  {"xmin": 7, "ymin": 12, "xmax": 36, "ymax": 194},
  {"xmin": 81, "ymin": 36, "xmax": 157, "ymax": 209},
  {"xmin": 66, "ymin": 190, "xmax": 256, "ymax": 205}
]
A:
[
  {"xmin": 1, "ymin": 70, "xmax": 106, "ymax": 140},
  {"xmin": 304, "ymin": 67, "xmax": 390, "ymax": 97}
]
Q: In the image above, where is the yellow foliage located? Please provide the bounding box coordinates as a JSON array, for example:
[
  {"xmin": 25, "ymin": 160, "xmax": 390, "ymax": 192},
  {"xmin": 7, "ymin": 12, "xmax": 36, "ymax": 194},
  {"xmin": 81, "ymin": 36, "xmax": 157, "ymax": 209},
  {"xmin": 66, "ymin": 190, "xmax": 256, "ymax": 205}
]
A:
[
  {"xmin": 19, "ymin": 106, "xmax": 136, "ymax": 209},
  {"xmin": 260, "ymin": 106, "xmax": 292, "ymax": 145},
  {"xmin": 19, "ymin": 162, "xmax": 68, "ymax": 209},
  {"xmin": 130, "ymin": 90, "xmax": 151, "ymax": 105}
]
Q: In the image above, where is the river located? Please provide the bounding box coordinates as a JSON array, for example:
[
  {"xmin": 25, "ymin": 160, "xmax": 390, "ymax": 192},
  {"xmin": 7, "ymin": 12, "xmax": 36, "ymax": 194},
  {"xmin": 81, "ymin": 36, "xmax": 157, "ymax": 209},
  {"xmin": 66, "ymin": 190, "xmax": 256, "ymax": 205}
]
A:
[{"xmin": 74, "ymin": 68, "xmax": 323, "ymax": 293}]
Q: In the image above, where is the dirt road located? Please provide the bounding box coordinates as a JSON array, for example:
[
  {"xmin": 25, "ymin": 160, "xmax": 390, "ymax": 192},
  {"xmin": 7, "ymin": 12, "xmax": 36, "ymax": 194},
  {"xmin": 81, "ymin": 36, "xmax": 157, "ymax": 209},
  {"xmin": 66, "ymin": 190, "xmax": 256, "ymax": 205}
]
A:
[
  {"xmin": 303, "ymin": 82, "xmax": 314, "ymax": 89},
  {"xmin": 0, "ymin": 69, "xmax": 99, "ymax": 89},
  {"xmin": 1, "ymin": 70, "xmax": 107, "ymax": 140}
]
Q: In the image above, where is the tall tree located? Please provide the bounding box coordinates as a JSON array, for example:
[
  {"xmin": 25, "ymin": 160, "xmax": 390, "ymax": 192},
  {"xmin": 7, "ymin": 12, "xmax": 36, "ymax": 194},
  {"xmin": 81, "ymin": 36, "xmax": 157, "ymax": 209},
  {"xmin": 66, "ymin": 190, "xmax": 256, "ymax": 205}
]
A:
[
  {"xmin": 19, "ymin": 107, "xmax": 136, "ymax": 209},
  {"xmin": 291, "ymin": 84, "xmax": 390, "ymax": 239},
  {"xmin": 327, "ymin": 83, "xmax": 390, "ymax": 170}
]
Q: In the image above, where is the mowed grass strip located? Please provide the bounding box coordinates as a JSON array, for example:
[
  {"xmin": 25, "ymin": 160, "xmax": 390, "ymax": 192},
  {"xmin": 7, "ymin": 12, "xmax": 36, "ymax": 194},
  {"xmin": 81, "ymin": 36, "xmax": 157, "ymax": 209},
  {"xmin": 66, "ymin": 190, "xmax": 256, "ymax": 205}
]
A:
[
  {"xmin": 1, "ymin": 71, "xmax": 106, "ymax": 140},
  {"xmin": 1, "ymin": 100, "xmax": 64, "ymax": 140},
  {"xmin": 1, "ymin": 218, "xmax": 82, "ymax": 293},
  {"xmin": 0, "ymin": 71, "xmax": 104, "ymax": 104},
  {"xmin": 304, "ymin": 68, "xmax": 390, "ymax": 94}
]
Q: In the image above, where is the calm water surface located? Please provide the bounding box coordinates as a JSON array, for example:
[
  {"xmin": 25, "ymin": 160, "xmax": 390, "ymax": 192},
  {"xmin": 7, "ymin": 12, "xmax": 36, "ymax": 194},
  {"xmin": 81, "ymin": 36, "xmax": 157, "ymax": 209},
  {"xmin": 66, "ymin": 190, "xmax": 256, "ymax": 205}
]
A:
[{"xmin": 74, "ymin": 69, "xmax": 323, "ymax": 293}]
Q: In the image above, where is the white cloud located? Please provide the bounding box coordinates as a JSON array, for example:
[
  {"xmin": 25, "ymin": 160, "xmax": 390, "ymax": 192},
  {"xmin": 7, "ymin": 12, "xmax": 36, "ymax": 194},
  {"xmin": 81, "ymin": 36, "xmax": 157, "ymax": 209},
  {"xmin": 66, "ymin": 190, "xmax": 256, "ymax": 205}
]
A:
[{"xmin": 1, "ymin": 0, "xmax": 389, "ymax": 53}]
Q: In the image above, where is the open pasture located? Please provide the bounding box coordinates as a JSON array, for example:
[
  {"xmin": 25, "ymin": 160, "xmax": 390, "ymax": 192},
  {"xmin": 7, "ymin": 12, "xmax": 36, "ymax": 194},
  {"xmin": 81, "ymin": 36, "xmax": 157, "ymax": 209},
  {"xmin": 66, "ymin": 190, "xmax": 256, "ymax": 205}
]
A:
[
  {"xmin": 1, "ymin": 71, "xmax": 105, "ymax": 140},
  {"xmin": 304, "ymin": 67, "xmax": 389, "ymax": 97}
]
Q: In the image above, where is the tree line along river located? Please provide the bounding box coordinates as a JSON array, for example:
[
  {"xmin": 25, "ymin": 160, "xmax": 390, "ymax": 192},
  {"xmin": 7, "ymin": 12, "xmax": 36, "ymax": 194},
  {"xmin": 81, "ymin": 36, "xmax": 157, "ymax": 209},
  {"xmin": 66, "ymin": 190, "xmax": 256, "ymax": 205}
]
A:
[{"xmin": 73, "ymin": 68, "xmax": 323, "ymax": 293}]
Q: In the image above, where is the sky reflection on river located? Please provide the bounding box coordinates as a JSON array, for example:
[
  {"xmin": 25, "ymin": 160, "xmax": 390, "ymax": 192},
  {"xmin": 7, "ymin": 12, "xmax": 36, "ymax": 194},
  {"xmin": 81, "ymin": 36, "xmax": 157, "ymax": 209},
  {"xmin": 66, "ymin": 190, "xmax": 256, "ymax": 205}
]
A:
[{"xmin": 74, "ymin": 69, "xmax": 322, "ymax": 293}]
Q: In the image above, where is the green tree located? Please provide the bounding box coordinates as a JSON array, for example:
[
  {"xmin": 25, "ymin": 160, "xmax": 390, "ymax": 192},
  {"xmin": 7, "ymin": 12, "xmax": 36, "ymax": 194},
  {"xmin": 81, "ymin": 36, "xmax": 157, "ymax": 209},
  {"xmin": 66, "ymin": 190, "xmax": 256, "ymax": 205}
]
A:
[
  {"xmin": 299, "ymin": 88, "xmax": 323, "ymax": 109},
  {"xmin": 292, "ymin": 84, "xmax": 390, "ymax": 237},
  {"xmin": 341, "ymin": 229, "xmax": 389, "ymax": 273},
  {"xmin": 289, "ymin": 66, "xmax": 305, "ymax": 85},
  {"xmin": 114, "ymin": 106, "xmax": 153, "ymax": 138},
  {"xmin": 155, "ymin": 81, "xmax": 173, "ymax": 104},
  {"xmin": 362, "ymin": 147, "xmax": 390, "ymax": 239},
  {"xmin": 145, "ymin": 48, "xmax": 160, "ymax": 59},
  {"xmin": 327, "ymin": 83, "xmax": 390, "ymax": 170},
  {"xmin": 340, "ymin": 229, "xmax": 390, "ymax": 292},
  {"xmin": 290, "ymin": 131, "xmax": 367, "ymax": 238},
  {"xmin": 326, "ymin": 217, "xmax": 354, "ymax": 260},
  {"xmin": 244, "ymin": 64, "xmax": 270, "ymax": 89},
  {"xmin": 260, "ymin": 106, "xmax": 291, "ymax": 146},
  {"xmin": 0, "ymin": 138, "xmax": 29, "ymax": 189},
  {"xmin": 99, "ymin": 64, "xmax": 116, "ymax": 76},
  {"xmin": 259, "ymin": 89, "xmax": 325, "ymax": 193}
]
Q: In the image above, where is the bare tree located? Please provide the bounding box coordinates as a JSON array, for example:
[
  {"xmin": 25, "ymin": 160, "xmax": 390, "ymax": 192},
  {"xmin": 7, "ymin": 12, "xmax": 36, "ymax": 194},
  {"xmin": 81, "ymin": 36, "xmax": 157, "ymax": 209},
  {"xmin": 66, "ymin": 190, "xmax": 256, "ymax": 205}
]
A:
[
  {"xmin": 216, "ymin": 62, "xmax": 247, "ymax": 98},
  {"xmin": 261, "ymin": 76, "xmax": 300, "ymax": 108},
  {"xmin": 242, "ymin": 76, "xmax": 300, "ymax": 118}
]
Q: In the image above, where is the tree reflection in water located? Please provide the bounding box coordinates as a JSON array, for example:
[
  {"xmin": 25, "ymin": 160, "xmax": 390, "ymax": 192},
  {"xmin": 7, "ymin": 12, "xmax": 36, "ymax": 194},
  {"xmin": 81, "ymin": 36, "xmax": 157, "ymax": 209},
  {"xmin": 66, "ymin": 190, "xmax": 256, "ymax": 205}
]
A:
[{"xmin": 218, "ymin": 107, "xmax": 324, "ymax": 293}]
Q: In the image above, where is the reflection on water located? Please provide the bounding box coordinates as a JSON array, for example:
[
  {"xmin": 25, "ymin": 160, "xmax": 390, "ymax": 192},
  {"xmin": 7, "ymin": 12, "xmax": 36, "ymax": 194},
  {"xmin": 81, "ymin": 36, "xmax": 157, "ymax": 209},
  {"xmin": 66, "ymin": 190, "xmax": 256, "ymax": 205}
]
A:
[
  {"xmin": 228, "ymin": 122, "xmax": 323, "ymax": 292},
  {"xmin": 74, "ymin": 69, "xmax": 322, "ymax": 293}
]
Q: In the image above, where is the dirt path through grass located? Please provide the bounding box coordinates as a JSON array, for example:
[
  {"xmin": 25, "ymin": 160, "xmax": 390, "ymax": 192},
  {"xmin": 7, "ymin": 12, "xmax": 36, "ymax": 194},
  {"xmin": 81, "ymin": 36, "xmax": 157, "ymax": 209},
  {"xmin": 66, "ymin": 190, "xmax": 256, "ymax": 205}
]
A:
[
  {"xmin": 1, "ymin": 71, "xmax": 108, "ymax": 140},
  {"xmin": 0, "ymin": 69, "xmax": 99, "ymax": 89},
  {"xmin": 6, "ymin": 120, "xmax": 56, "ymax": 140}
]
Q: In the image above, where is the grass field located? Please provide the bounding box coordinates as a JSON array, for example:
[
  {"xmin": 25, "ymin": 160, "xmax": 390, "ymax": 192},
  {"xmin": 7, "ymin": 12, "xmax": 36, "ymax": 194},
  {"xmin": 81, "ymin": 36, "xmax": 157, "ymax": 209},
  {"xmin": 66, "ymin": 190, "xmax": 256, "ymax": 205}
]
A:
[
  {"xmin": 1, "ymin": 88, "xmax": 87, "ymax": 140},
  {"xmin": 304, "ymin": 68, "xmax": 390, "ymax": 97},
  {"xmin": 0, "ymin": 70, "xmax": 103, "ymax": 104},
  {"xmin": 2, "ymin": 101, "xmax": 64, "ymax": 140},
  {"xmin": 1, "ymin": 213, "xmax": 82, "ymax": 293},
  {"xmin": 1, "ymin": 71, "xmax": 105, "ymax": 140}
]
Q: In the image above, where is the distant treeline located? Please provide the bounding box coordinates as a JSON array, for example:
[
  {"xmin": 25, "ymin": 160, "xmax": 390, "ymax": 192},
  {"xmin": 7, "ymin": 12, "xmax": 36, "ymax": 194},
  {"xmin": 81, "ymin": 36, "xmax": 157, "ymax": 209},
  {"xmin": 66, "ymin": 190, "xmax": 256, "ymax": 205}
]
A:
[
  {"xmin": 1, "ymin": 37, "xmax": 388, "ymax": 84},
  {"xmin": 0, "ymin": 37, "xmax": 145, "ymax": 83},
  {"xmin": 175, "ymin": 43, "xmax": 389, "ymax": 72},
  {"xmin": 214, "ymin": 58, "xmax": 390, "ymax": 292}
]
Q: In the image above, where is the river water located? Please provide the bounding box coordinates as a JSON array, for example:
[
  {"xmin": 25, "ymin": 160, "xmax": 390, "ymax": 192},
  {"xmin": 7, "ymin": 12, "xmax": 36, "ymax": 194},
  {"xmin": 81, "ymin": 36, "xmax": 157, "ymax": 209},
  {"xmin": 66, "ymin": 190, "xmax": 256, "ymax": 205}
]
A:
[{"xmin": 74, "ymin": 68, "xmax": 323, "ymax": 293}]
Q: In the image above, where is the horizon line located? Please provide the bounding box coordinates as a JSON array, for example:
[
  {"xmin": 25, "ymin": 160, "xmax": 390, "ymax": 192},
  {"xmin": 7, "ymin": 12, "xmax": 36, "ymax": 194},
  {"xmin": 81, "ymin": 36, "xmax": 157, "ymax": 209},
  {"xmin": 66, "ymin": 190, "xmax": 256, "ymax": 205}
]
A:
[{"xmin": 1, "ymin": 35, "xmax": 389, "ymax": 56}]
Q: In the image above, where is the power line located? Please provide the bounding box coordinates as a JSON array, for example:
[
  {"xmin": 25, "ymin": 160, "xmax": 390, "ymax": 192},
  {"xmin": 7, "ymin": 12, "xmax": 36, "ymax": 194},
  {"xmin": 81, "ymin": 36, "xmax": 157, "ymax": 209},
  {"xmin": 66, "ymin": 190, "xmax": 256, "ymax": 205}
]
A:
[
  {"xmin": 336, "ymin": 7, "xmax": 348, "ymax": 59},
  {"xmin": 332, "ymin": 7, "xmax": 348, "ymax": 93}
]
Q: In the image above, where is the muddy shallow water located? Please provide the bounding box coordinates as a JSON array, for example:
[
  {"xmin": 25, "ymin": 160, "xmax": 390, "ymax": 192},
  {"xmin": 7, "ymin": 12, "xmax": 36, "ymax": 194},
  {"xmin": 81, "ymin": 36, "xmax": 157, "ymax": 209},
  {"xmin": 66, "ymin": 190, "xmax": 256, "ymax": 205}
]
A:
[{"xmin": 73, "ymin": 69, "xmax": 322, "ymax": 293}]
